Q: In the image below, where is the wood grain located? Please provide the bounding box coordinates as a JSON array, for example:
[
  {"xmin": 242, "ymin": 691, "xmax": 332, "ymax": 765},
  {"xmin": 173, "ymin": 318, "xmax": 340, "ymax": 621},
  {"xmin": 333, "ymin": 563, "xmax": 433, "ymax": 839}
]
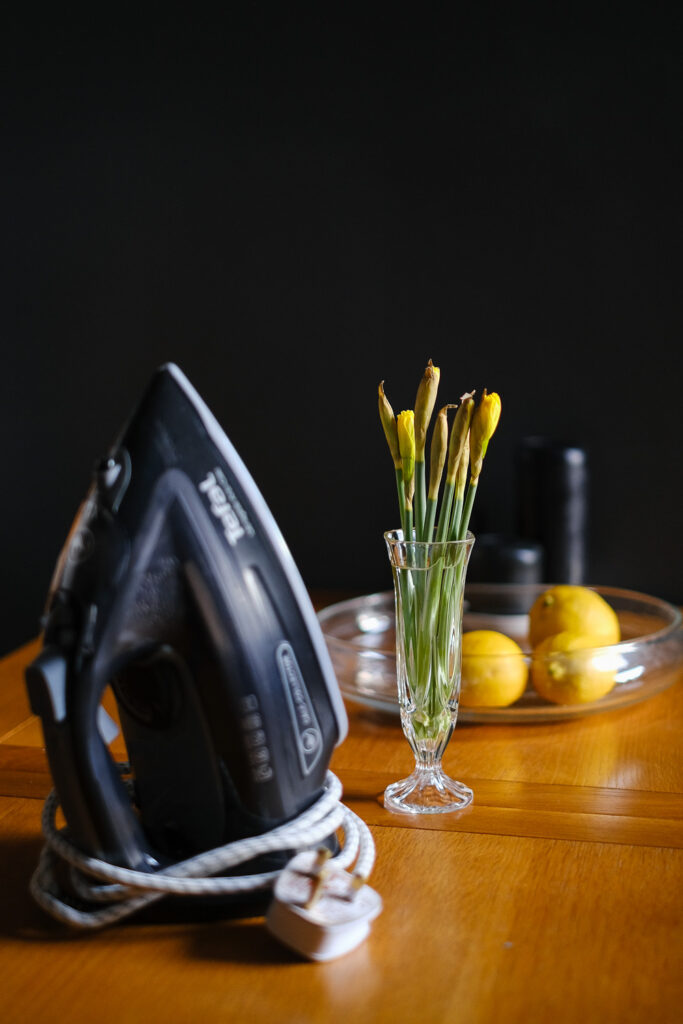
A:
[
  {"xmin": 1, "ymin": 629, "xmax": 682, "ymax": 1024},
  {"xmin": 2, "ymin": 796, "xmax": 681, "ymax": 1024}
]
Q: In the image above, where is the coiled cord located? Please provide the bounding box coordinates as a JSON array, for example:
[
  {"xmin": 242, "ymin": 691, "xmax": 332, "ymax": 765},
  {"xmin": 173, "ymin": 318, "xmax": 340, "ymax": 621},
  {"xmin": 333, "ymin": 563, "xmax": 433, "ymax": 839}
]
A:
[{"xmin": 30, "ymin": 769, "xmax": 375, "ymax": 930}]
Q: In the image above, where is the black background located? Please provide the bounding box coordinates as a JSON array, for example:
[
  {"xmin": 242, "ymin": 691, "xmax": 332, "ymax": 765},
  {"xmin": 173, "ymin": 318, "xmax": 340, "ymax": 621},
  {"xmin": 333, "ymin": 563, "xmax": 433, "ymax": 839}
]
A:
[{"xmin": 2, "ymin": 10, "xmax": 681, "ymax": 654}]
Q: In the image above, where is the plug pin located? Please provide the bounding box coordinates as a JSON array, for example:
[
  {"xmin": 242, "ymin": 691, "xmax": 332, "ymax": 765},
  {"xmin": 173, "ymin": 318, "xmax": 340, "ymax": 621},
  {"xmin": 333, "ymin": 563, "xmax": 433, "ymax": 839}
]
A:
[
  {"xmin": 339, "ymin": 873, "xmax": 367, "ymax": 902},
  {"xmin": 304, "ymin": 848, "xmax": 333, "ymax": 910}
]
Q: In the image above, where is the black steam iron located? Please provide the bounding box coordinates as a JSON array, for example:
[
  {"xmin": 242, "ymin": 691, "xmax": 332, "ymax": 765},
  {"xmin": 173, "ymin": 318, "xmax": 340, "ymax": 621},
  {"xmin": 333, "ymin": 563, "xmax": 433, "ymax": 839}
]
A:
[{"xmin": 26, "ymin": 365, "xmax": 380, "ymax": 958}]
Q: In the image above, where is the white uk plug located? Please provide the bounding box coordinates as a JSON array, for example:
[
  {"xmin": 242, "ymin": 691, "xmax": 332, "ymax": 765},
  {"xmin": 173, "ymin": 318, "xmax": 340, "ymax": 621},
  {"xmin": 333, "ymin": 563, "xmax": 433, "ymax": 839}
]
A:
[{"xmin": 265, "ymin": 849, "xmax": 382, "ymax": 961}]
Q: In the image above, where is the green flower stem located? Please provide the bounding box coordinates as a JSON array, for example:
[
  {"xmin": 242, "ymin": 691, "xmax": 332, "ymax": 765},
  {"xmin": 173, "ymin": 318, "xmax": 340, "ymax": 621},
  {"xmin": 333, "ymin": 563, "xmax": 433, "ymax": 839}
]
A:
[
  {"xmin": 435, "ymin": 475, "xmax": 477, "ymax": 649},
  {"xmin": 449, "ymin": 435, "xmax": 470, "ymax": 541},
  {"xmin": 449, "ymin": 494, "xmax": 464, "ymax": 543},
  {"xmin": 407, "ymin": 504, "xmax": 428, "ymax": 608},
  {"xmin": 414, "ymin": 459, "xmax": 426, "ymax": 540},
  {"xmin": 396, "ymin": 570, "xmax": 415, "ymax": 676},
  {"xmin": 435, "ymin": 481, "xmax": 455, "ymax": 542},
  {"xmin": 434, "ymin": 575, "xmax": 456, "ymax": 711},
  {"xmin": 456, "ymin": 478, "xmax": 478, "ymax": 540},
  {"xmin": 419, "ymin": 555, "xmax": 444, "ymax": 636},
  {"xmin": 395, "ymin": 466, "xmax": 408, "ymax": 537},
  {"xmin": 404, "ymin": 504, "xmax": 414, "ymax": 545},
  {"xmin": 424, "ymin": 496, "xmax": 438, "ymax": 542},
  {"xmin": 434, "ymin": 545, "xmax": 465, "ymax": 674}
]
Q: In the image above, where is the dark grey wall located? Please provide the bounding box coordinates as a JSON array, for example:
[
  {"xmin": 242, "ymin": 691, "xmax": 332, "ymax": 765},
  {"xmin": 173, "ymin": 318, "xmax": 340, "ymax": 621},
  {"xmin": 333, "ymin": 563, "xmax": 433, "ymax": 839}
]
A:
[{"xmin": 2, "ymin": 11, "xmax": 681, "ymax": 654}]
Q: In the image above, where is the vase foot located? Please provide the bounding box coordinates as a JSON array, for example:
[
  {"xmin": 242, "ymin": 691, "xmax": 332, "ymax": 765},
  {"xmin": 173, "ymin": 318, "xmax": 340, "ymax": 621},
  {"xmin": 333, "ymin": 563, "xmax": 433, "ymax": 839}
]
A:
[{"xmin": 384, "ymin": 767, "xmax": 473, "ymax": 815}]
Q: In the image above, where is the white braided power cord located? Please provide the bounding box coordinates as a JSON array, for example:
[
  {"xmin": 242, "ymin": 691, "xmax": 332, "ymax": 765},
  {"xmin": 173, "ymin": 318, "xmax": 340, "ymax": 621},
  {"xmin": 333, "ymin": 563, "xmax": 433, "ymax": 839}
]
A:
[{"xmin": 30, "ymin": 769, "xmax": 376, "ymax": 931}]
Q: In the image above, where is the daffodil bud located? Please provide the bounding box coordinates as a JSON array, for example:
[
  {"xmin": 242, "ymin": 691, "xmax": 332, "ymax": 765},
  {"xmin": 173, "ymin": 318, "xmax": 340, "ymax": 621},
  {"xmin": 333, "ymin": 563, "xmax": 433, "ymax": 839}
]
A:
[
  {"xmin": 397, "ymin": 409, "xmax": 415, "ymax": 498},
  {"xmin": 446, "ymin": 392, "xmax": 475, "ymax": 484},
  {"xmin": 428, "ymin": 404, "xmax": 452, "ymax": 501},
  {"xmin": 414, "ymin": 359, "xmax": 440, "ymax": 458},
  {"xmin": 378, "ymin": 381, "xmax": 401, "ymax": 469},
  {"xmin": 470, "ymin": 390, "xmax": 501, "ymax": 480}
]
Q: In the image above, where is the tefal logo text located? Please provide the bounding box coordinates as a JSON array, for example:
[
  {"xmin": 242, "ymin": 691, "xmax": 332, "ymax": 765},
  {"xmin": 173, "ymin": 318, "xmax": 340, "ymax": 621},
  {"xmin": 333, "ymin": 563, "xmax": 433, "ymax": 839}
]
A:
[{"xmin": 198, "ymin": 469, "xmax": 246, "ymax": 547}]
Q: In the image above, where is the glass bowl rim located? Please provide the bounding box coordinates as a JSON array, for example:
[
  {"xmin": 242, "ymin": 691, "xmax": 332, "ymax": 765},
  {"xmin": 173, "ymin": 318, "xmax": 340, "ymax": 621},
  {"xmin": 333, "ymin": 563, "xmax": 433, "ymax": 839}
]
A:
[{"xmin": 318, "ymin": 582, "xmax": 682, "ymax": 658}]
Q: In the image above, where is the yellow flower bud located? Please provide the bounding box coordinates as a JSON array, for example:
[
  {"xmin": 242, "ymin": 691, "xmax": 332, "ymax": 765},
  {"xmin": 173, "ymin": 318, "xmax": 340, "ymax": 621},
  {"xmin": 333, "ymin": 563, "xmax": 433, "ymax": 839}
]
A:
[
  {"xmin": 428, "ymin": 404, "xmax": 451, "ymax": 501},
  {"xmin": 446, "ymin": 392, "xmax": 475, "ymax": 484},
  {"xmin": 397, "ymin": 409, "xmax": 415, "ymax": 492},
  {"xmin": 470, "ymin": 390, "xmax": 501, "ymax": 479},
  {"xmin": 378, "ymin": 381, "xmax": 401, "ymax": 469},
  {"xmin": 414, "ymin": 359, "xmax": 440, "ymax": 458}
]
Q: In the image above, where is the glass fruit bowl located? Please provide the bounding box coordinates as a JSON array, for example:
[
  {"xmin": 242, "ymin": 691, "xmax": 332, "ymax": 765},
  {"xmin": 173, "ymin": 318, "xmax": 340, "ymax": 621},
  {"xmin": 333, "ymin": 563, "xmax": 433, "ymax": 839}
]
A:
[{"xmin": 318, "ymin": 584, "xmax": 683, "ymax": 723}]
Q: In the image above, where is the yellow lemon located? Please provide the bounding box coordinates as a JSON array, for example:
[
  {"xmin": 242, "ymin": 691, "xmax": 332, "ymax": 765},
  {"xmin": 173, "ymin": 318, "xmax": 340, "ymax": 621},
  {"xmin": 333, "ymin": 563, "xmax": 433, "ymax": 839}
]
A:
[
  {"xmin": 531, "ymin": 631, "xmax": 619, "ymax": 705},
  {"xmin": 460, "ymin": 630, "xmax": 528, "ymax": 708},
  {"xmin": 528, "ymin": 585, "xmax": 620, "ymax": 648}
]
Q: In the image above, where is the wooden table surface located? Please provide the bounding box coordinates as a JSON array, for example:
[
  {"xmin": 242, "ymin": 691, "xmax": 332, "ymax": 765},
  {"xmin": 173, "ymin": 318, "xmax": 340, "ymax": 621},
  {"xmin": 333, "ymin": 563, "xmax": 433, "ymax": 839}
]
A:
[{"xmin": 1, "ymin": 624, "xmax": 682, "ymax": 1024}]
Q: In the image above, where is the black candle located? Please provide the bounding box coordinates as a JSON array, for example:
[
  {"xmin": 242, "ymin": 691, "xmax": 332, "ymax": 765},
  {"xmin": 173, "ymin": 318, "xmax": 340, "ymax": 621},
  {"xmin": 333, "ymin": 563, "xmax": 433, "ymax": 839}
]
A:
[{"xmin": 516, "ymin": 438, "xmax": 589, "ymax": 585}]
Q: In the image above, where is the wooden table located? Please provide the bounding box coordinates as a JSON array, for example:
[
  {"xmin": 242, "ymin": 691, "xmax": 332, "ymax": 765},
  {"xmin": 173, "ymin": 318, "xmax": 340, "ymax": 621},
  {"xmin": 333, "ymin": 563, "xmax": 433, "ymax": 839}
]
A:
[{"xmin": 1, "ymin": 630, "xmax": 682, "ymax": 1024}]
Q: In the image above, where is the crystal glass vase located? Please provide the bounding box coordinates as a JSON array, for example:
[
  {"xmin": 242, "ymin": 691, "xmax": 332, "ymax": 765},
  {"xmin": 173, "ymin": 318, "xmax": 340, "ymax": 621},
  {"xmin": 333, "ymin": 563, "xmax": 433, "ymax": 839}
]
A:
[{"xmin": 384, "ymin": 529, "xmax": 475, "ymax": 814}]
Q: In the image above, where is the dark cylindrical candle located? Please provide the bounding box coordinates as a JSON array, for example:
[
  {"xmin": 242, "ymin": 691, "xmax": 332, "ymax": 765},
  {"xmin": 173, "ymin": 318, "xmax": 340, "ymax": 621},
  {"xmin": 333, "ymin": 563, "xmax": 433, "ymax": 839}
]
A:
[{"xmin": 516, "ymin": 438, "xmax": 589, "ymax": 585}]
